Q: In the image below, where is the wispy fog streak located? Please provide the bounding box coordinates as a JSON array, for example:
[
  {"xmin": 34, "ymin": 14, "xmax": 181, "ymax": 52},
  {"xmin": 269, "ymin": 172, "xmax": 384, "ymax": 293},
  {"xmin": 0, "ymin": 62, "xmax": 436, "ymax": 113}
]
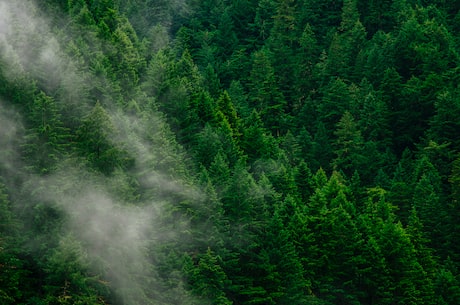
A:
[{"xmin": 0, "ymin": 1, "xmax": 197, "ymax": 303}]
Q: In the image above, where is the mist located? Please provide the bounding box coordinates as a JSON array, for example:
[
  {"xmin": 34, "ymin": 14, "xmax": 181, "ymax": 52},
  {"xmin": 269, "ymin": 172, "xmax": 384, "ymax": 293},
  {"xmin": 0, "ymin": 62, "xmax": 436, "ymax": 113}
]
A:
[
  {"xmin": 0, "ymin": 1, "xmax": 201, "ymax": 303},
  {"xmin": 0, "ymin": 101, "xmax": 24, "ymax": 182}
]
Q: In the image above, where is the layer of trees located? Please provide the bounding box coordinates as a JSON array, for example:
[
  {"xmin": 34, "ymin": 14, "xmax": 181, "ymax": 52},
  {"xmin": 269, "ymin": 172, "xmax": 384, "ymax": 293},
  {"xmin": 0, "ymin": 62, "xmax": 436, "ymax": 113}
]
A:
[{"xmin": 1, "ymin": 0, "xmax": 460, "ymax": 304}]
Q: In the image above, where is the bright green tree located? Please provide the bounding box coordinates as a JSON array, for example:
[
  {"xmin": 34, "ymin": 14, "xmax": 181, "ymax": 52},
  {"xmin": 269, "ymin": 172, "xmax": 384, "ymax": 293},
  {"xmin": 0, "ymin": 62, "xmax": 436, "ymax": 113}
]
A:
[
  {"xmin": 332, "ymin": 111, "xmax": 366, "ymax": 178},
  {"xmin": 185, "ymin": 248, "xmax": 232, "ymax": 305}
]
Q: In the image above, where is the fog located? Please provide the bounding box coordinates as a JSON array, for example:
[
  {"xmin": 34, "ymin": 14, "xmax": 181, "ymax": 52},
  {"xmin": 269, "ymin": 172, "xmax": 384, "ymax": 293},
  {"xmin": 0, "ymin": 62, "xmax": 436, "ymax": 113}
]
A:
[{"xmin": 0, "ymin": 1, "xmax": 200, "ymax": 303}]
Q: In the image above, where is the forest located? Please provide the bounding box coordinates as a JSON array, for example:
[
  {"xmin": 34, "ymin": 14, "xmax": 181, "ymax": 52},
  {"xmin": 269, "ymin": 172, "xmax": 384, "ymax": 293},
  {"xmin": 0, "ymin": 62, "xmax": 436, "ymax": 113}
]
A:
[{"xmin": 0, "ymin": 0, "xmax": 460, "ymax": 304}]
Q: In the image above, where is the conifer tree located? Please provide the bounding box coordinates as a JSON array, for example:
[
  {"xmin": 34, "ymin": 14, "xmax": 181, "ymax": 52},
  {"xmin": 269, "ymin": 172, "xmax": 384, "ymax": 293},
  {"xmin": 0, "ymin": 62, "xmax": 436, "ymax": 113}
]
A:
[
  {"xmin": 317, "ymin": 77, "xmax": 352, "ymax": 133},
  {"xmin": 76, "ymin": 102, "xmax": 129, "ymax": 174},
  {"xmin": 294, "ymin": 23, "xmax": 319, "ymax": 101},
  {"xmin": 241, "ymin": 110, "xmax": 277, "ymax": 163},
  {"xmin": 327, "ymin": 0, "xmax": 367, "ymax": 81},
  {"xmin": 247, "ymin": 48, "xmax": 287, "ymax": 135},
  {"xmin": 0, "ymin": 183, "xmax": 23, "ymax": 305},
  {"xmin": 268, "ymin": 0, "xmax": 299, "ymax": 105},
  {"xmin": 185, "ymin": 248, "xmax": 232, "ymax": 305},
  {"xmin": 448, "ymin": 155, "xmax": 460, "ymax": 262},
  {"xmin": 333, "ymin": 111, "xmax": 366, "ymax": 178},
  {"xmin": 429, "ymin": 89, "xmax": 460, "ymax": 153},
  {"xmin": 214, "ymin": 8, "xmax": 239, "ymax": 60},
  {"xmin": 216, "ymin": 90, "xmax": 242, "ymax": 142},
  {"xmin": 22, "ymin": 91, "xmax": 69, "ymax": 174}
]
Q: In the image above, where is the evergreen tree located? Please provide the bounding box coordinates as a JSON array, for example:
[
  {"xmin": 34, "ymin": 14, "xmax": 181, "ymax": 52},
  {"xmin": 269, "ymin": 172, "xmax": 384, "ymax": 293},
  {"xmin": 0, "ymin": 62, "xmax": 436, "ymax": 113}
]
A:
[
  {"xmin": 429, "ymin": 88, "xmax": 460, "ymax": 153},
  {"xmin": 260, "ymin": 203, "xmax": 310, "ymax": 304},
  {"xmin": 332, "ymin": 111, "xmax": 366, "ymax": 178},
  {"xmin": 216, "ymin": 90, "xmax": 242, "ymax": 142},
  {"xmin": 448, "ymin": 155, "xmax": 460, "ymax": 263},
  {"xmin": 241, "ymin": 110, "xmax": 277, "ymax": 163},
  {"xmin": 42, "ymin": 235, "xmax": 107, "ymax": 304},
  {"xmin": 214, "ymin": 8, "xmax": 239, "ymax": 61},
  {"xmin": 388, "ymin": 148, "xmax": 415, "ymax": 222},
  {"xmin": 359, "ymin": 188, "xmax": 433, "ymax": 305},
  {"xmin": 294, "ymin": 23, "xmax": 319, "ymax": 103},
  {"xmin": 0, "ymin": 183, "xmax": 23, "ymax": 305},
  {"xmin": 22, "ymin": 91, "xmax": 69, "ymax": 174},
  {"xmin": 326, "ymin": 0, "xmax": 367, "ymax": 81},
  {"xmin": 76, "ymin": 102, "xmax": 130, "ymax": 174},
  {"xmin": 357, "ymin": 0, "xmax": 400, "ymax": 35},
  {"xmin": 3, "ymin": 1, "xmax": 460, "ymax": 303},
  {"xmin": 434, "ymin": 259, "xmax": 460, "ymax": 305},
  {"xmin": 247, "ymin": 48, "xmax": 287, "ymax": 135},
  {"xmin": 412, "ymin": 159, "xmax": 446, "ymax": 253},
  {"xmin": 185, "ymin": 248, "xmax": 232, "ymax": 305},
  {"xmin": 268, "ymin": 0, "xmax": 299, "ymax": 106},
  {"xmin": 317, "ymin": 77, "xmax": 352, "ymax": 133}
]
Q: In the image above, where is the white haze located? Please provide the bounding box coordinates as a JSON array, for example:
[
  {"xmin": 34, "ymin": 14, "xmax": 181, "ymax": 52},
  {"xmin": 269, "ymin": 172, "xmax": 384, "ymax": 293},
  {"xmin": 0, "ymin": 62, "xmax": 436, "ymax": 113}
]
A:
[
  {"xmin": 0, "ymin": 101, "xmax": 24, "ymax": 178},
  {"xmin": 0, "ymin": 0, "xmax": 199, "ymax": 303}
]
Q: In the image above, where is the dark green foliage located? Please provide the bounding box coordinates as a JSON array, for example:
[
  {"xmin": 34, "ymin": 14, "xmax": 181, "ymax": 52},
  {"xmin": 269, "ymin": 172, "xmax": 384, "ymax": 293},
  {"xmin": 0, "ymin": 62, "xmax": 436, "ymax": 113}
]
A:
[
  {"xmin": 1, "ymin": 0, "xmax": 460, "ymax": 304},
  {"xmin": 429, "ymin": 89, "xmax": 460, "ymax": 152},
  {"xmin": 0, "ymin": 184, "xmax": 23, "ymax": 304},
  {"xmin": 327, "ymin": 0, "xmax": 367, "ymax": 81},
  {"xmin": 185, "ymin": 248, "xmax": 232, "ymax": 305},
  {"xmin": 247, "ymin": 47, "xmax": 287, "ymax": 135}
]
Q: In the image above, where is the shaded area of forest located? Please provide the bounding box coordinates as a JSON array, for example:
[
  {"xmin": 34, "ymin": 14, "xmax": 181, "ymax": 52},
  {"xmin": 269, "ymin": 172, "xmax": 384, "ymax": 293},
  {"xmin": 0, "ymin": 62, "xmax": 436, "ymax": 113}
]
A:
[{"xmin": 1, "ymin": 0, "xmax": 460, "ymax": 304}]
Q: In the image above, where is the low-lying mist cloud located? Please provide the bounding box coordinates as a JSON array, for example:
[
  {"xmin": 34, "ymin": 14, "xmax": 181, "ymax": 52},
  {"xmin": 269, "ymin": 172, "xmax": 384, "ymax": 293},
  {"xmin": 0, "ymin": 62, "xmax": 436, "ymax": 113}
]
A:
[
  {"xmin": 0, "ymin": 101, "xmax": 24, "ymax": 180},
  {"xmin": 0, "ymin": 1, "xmax": 56, "ymax": 81},
  {"xmin": 0, "ymin": 0, "xmax": 200, "ymax": 303},
  {"xmin": 25, "ymin": 166, "xmax": 171, "ymax": 304}
]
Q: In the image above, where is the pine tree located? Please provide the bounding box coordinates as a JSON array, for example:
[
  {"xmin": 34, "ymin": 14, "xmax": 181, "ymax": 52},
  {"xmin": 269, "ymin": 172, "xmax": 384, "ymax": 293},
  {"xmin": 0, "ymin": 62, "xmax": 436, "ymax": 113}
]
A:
[
  {"xmin": 43, "ymin": 235, "xmax": 106, "ymax": 305},
  {"xmin": 241, "ymin": 110, "xmax": 277, "ymax": 163},
  {"xmin": 357, "ymin": 0, "xmax": 400, "ymax": 35},
  {"xmin": 326, "ymin": 0, "xmax": 367, "ymax": 81},
  {"xmin": 412, "ymin": 166, "xmax": 446, "ymax": 253},
  {"xmin": 294, "ymin": 161, "xmax": 314, "ymax": 203},
  {"xmin": 448, "ymin": 155, "xmax": 460, "ymax": 263},
  {"xmin": 214, "ymin": 8, "xmax": 239, "ymax": 61},
  {"xmin": 429, "ymin": 89, "xmax": 460, "ymax": 153},
  {"xmin": 317, "ymin": 77, "xmax": 352, "ymax": 133},
  {"xmin": 302, "ymin": 171, "xmax": 364, "ymax": 304},
  {"xmin": 193, "ymin": 124, "xmax": 224, "ymax": 168},
  {"xmin": 247, "ymin": 48, "xmax": 287, "ymax": 135},
  {"xmin": 216, "ymin": 90, "xmax": 242, "ymax": 142},
  {"xmin": 406, "ymin": 207, "xmax": 437, "ymax": 285},
  {"xmin": 360, "ymin": 188, "xmax": 435, "ymax": 305},
  {"xmin": 22, "ymin": 91, "xmax": 69, "ymax": 174},
  {"xmin": 260, "ymin": 202, "xmax": 310, "ymax": 304},
  {"xmin": 0, "ymin": 183, "xmax": 23, "ymax": 305},
  {"xmin": 185, "ymin": 247, "xmax": 232, "ymax": 305},
  {"xmin": 356, "ymin": 31, "xmax": 396, "ymax": 86},
  {"xmin": 388, "ymin": 148, "xmax": 415, "ymax": 223},
  {"xmin": 295, "ymin": 23, "xmax": 319, "ymax": 99},
  {"xmin": 434, "ymin": 258, "xmax": 460, "ymax": 305},
  {"xmin": 76, "ymin": 102, "xmax": 129, "ymax": 174},
  {"xmin": 333, "ymin": 111, "xmax": 366, "ymax": 178},
  {"xmin": 268, "ymin": 0, "xmax": 299, "ymax": 106}
]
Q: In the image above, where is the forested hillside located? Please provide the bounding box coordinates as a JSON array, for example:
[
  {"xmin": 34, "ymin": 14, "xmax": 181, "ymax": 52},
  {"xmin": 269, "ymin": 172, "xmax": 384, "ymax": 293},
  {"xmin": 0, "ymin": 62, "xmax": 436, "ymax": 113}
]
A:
[{"xmin": 0, "ymin": 0, "xmax": 460, "ymax": 304}]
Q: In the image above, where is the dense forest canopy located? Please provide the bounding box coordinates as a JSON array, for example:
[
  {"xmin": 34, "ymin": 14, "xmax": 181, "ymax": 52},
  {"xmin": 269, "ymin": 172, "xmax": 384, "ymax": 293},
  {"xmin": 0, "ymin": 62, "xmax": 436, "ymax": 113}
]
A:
[{"xmin": 0, "ymin": 0, "xmax": 460, "ymax": 304}]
